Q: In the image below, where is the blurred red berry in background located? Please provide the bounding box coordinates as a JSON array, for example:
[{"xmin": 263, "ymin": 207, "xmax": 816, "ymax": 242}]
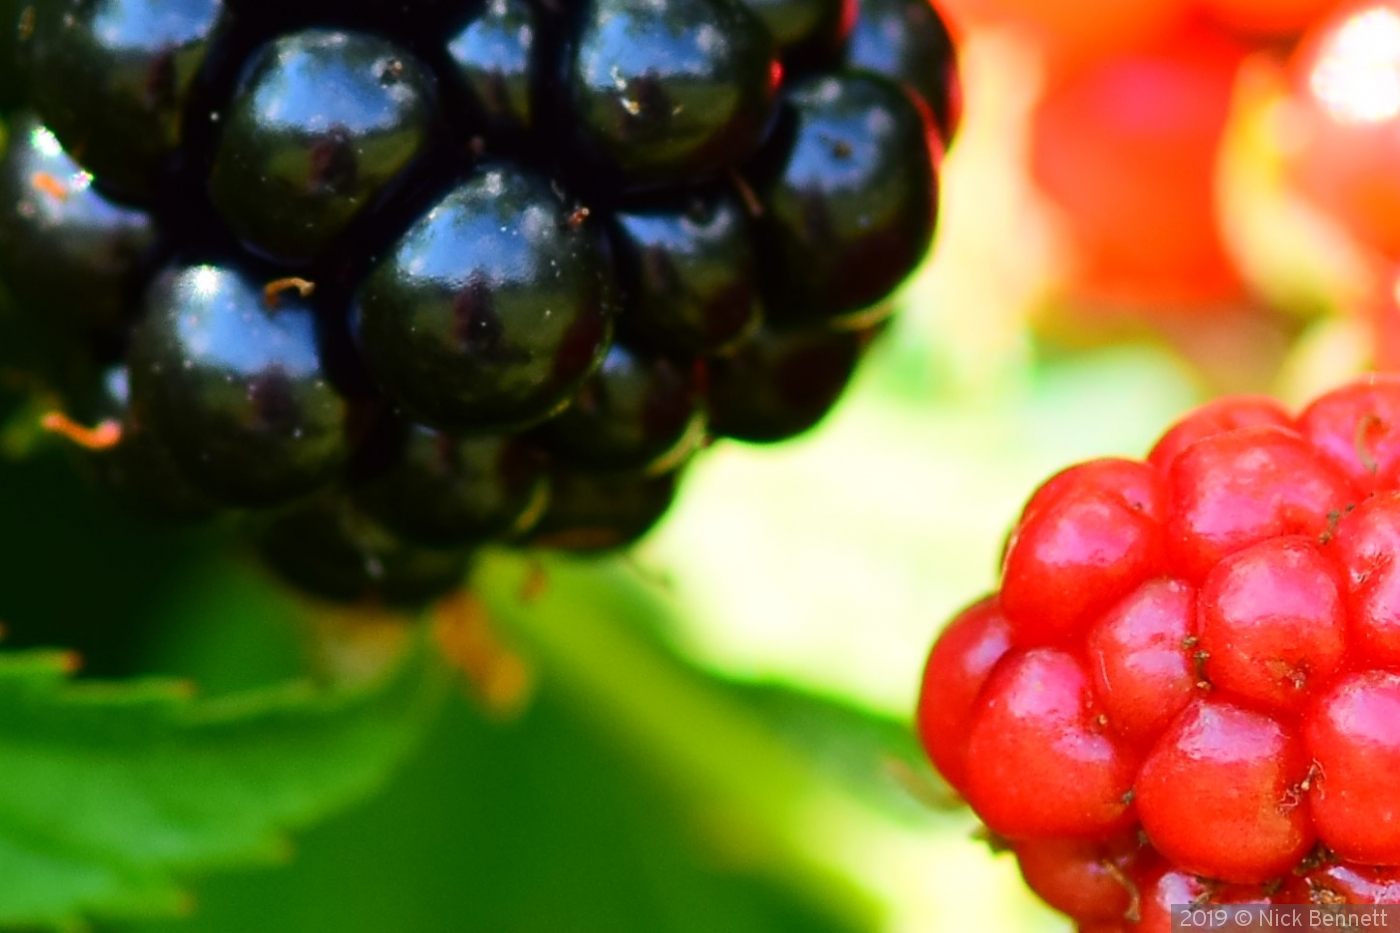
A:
[
  {"xmin": 1286, "ymin": 1, "xmax": 1400, "ymax": 259},
  {"xmin": 935, "ymin": 0, "xmax": 1186, "ymax": 66},
  {"xmin": 1029, "ymin": 26, "xmax": 1248, "ymax": 308},
  {"xmin": 1201, "ymin": 0, "xmax": 1348, "ymax": 37},
  {"xmin": 1361, "ymin": 266, "xmax": 1400, "ymax": 369}
]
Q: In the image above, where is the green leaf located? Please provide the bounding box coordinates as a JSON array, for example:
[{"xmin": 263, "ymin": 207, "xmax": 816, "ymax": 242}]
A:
[
  {"xmin": 118, "ymin": 554, "xmax": 887, "ymax": 933},
  {"xmin": 120, "ymin": 687, "xmax": 868, "ymax": 933},
  {"xmin": 0, "ymin": 632, "xmax": 451, "ymax": 929}
]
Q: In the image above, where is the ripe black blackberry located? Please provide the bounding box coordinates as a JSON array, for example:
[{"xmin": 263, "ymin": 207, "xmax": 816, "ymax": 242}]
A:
[{"xmin": 0, "ymin": 0, "xmax": 956, "ymax": 608}]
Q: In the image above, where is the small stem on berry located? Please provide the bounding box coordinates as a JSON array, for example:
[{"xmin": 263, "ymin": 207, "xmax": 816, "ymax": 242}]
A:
[
  {"xmin": 1354, "ymin": 414, "xmax": 1382, "ymax": 475},
  {"xmin": 729, "ymin": 168, "xmax": 764, "ymax": 217},
  {"xmin": 39, "ymin": 413, "xmax": 122, "ymax": 451},
  {"xmin": 1192, "ymin": 648, "xmax": 1213, "ymax": 688},
  {"xmin": 263, "ymin": 276, "xmax": 316, "ymax": 308}
]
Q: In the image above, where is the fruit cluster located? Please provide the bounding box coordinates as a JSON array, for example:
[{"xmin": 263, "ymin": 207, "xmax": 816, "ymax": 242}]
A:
[
  {"xmin": 0, "ymin": 0, "xmax": 955, "ymax": 606},
  {"xmin": 917, "ymin": 375, "xmax": 1400, "ymax": 928}
]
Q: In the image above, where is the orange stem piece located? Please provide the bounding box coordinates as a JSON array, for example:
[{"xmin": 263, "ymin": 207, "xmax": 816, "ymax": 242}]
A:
[
  {"xmin": 263, "ymin": 276, "xmax": 316, "ymax": 308},
  {"xmin": 40, "ymin": 413, "xmax": 122, "ymax": 451},
  {"xmin": 432, "ymin": 590, "xmax": 533, "ymax": 717}
]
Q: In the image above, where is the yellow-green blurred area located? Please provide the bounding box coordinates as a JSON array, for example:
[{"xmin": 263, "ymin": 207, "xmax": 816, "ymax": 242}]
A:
[{"xmin": 1, "ymin": 24, "xmax": 1388, "ymax": 933}]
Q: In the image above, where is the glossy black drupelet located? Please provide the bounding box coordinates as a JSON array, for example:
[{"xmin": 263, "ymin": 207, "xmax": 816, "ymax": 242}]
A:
[
  {"xmin": 565, "ymin": 0, "xmax": 780, "ymax": 190},
  {"xmin": 528, "ymin": 465, "xmax": 682, "ymax": 552},
  {"xmin": 252, "ymin": 493, "xmax": 475, "ymax": 608},
  {"xmin": 0, "ymin": 113, "xmax": 159, "ymax": 337},
  {"xmin": 610, "ymin": 186, "xmax": 763, "ymax": 356},
  {"xmin": 706, "ymin": 324, "xmax": 876, "ymax": 443},
  {"xmin": 754, "ymin": 72, "xmax": 940, "ymax": 330},
  {"xmin": 353, "ymin": 163, "xmax": 615, "ymax": 433},
  {"xmin": 87, "ymin": 366, "xmax": 221, "ymax": 521},
  {"xmin": 352, "ymin": 423, "xmax": 550, "ymax": 548},
  {"xmin": 843, "ymin": 0, "xmax": 961, "ymax": 143},
  {"xmin": 127, "ymin": 263, "xmax": 348, "ymax": 507},
  {"xmin": 444, "ymin": 0, "xmax": 541, "ymax": 141},
  {"xmin": 745, "ymin": 0, "xmax": 854, "ymax": 66},
  {"xmin": 535, "ymin": 341, "xmax": 707, "ymax": 473},
  {"xmin": 210, "ymin": 29, "xmax": 438, "ymax": 264},
  {"xmin": 25, "ymin": 0, "xmax": 226, "ymax": 201},
  {"xmin": 0, "ymin": 0, "xmax": 957, "ymax": 608}
]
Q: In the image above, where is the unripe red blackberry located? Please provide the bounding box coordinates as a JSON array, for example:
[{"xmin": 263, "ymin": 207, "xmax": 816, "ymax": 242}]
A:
[{"xmin": 917, "ymin": 375, "xmax": 1400, "ymax": 926}]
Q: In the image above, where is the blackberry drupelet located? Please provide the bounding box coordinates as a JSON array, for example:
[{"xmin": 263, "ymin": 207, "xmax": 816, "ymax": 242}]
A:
[
  {"xmin": 253, "ymin": 492, "xmax": 477, "ymax": 607},
  {"xmin": 527, "ymin": 464, "xmax": 682, "ymax": 553},
  {"xmin": 352, "ymin": 163, "xmax": 615, "ymax": 432},
  {"xmin": 744, "ymin": 0, "xmax": 855, "ymax": 66},
  {"xmin": 127, "ymin": 262, "xmax": 349, "ymax": 506},
  {"xmin": 0, "ymin": 114, "xmax": 159, "ymax": 338},
  {"xmin": 209, "ymin": 28, "xmax": 438, "ymax": 264},
  {"xmin": 610, "ymin": 185, "xmax": 763, "ymax": 356},
  {"xmin": 0, "ymin": 0, "xmax": 956, "ymax": 607},
  {"xmin": 842, "ymin": 0, "xmax": 961, "ymax": 141},
  {"xmin": 24, "ymin": 0, "xmax": 225, "ymax": 200},
  {"xmin": 754, "ymin": 72, "xmax": 941, "ymax": 330},
  {"xmin": 351, "ymin": 424, "xmax": 550, "ymax": 548},
  {"xmin": 443, "ymin": 0, "xmax": 540, "ymax": 140},
  {"xmin": 706, "ymin": 324, "xmax": 876, "ymax": 442},
  {"xmin": 534, "ymin": 341, "xmax": 707, "ymax": 473},
  {"xmin": 564, "ymin": 0, "xmax": 780, "ymax": 190},
  {"xmin": 74, "ymin": 366, "xmax": 222, "ymax": 522}
]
